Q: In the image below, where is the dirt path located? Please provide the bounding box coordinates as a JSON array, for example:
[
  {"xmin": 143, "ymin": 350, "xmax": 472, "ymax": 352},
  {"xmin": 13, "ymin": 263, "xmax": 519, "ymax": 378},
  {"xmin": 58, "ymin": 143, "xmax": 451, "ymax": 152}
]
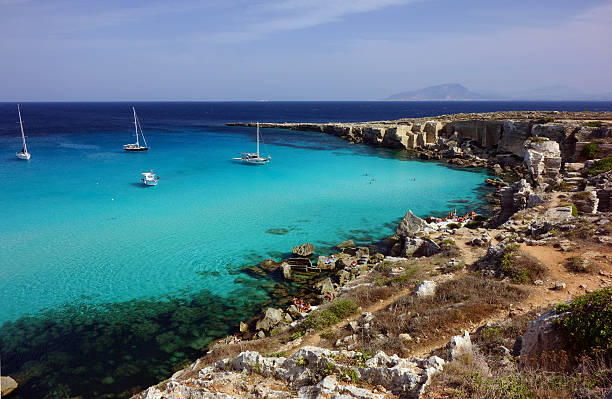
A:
[{"xmin": 285, "ymin": 243, "xmax": 611, "ymax": 358}]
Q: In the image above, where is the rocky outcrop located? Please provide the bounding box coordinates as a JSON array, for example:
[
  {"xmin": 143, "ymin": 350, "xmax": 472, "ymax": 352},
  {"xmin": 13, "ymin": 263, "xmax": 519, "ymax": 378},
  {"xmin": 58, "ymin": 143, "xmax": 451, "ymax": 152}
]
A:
[
  {"xmin": 1, "ymin": 376, "xmax": 18, "ymax": 396},
  {"xmin": 414, "ymin": 280, "xmax": 437, "ymax": 298},
  {"xmin": 589, "ymin": 170, "xmax": 612, "ymax": 212},
  {"xmin": 572, "ymin": 191, "xmax": 599, "ymax": 214},
  {"xmin": 523, "ymin": 138, "xmax": 562, "ymax": 188},
  {"xmin": 397, "ymin": 210, "xmax": 427, "ymax": 237},
  {"xmin": 448, "ymin": 331, "xmax": 473, "ymax": 360},
  {"xmin": 494, "ymin": 179, "xmax": 543, "ymax": 226},
  {"xmin": 292, "ymin": 243, "xmax": 315, "ymax": 257},
  {"xmin": 255, "ymin": 308, "xmax": 285, "ymax": 332},
  {"xmin": 137, "ymin": 346, "xmax": 445, "ymax": 399},
  {"xmin": 519, "ymin": 309, "xmax": 564, "ymax": 367}
]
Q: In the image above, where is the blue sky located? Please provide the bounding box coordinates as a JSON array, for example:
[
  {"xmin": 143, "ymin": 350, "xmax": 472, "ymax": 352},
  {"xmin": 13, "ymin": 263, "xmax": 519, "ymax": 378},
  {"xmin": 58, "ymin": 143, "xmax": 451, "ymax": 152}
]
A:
[{"xmin": 1, "ymin": 0, "xmax": 611, "ymax": 100}]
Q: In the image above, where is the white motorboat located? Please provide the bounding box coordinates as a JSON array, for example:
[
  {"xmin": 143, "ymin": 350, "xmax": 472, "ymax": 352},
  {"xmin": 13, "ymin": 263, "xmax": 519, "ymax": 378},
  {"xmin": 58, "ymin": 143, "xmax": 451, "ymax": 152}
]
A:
[
  {"xmin": 233, "ymin": 122, "xmax": 271, "ymax": 165},
  {"xmin": 140, "ymin": 171, "xmax": 159, "ymax": 186},
  {"xmin": 16, "ymin": 105, "xmax": 31, "ymax": 160},
  {"xmin": 124, "ymin": 107, "xmax": 149, "ymax": 151}
]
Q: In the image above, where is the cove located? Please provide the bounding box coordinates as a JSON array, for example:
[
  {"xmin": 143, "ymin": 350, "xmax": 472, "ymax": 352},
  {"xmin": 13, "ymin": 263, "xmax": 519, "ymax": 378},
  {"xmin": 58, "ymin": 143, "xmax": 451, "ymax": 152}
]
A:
[{"xmin": 0, "ymin": 120, "xmax": 492, "ymax": 398}]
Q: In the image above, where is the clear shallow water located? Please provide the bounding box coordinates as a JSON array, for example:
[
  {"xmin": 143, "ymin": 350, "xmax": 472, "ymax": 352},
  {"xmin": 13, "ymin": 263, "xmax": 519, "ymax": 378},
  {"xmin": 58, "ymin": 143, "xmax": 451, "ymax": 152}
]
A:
[{"xmin": 1, "ymin": 101, "xmax": 610, "ymax": 398}]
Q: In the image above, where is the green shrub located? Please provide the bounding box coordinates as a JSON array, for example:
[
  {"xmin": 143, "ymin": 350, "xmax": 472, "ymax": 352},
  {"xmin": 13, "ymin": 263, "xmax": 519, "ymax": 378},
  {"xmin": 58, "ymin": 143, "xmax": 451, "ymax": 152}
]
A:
[
  {"xmin": 465, "ymin": 220, "xmax": 482, "ymax": 229},
  {"xmin": 447, "ymin": 223, "xmax": 461, "ymax": 230},
  {"xmin": 301, "ymin": 299, "xmax": 358, "ymax": 331},
  {"xmin": 552, "ymin": 181, "xmax": 569, "ymax": 191},
  {"xmin": 527, "ymin": 135, "xmax": 548, "ymax": 143},
  {"xmin": 585, "ymin": 121, "xmax": 603, "ymax": 128},
  {"xmin": 565, "ymin": 256, "xmax": 596, "ymax": 273},
  {"xmin": 554, "ymin": 287, "xmax": 612, "ymax": 352},
  {"xmin": 500, "ymin": 244, "xmax": 547, "ymax": 284},
  {"xmin": 559, "ymin": 202, "xmax": 578, "ymax": 217},
  {"xmin": 581, "ymin": 142, "xmax": 600, "ymax": 159},
  {"xmin": 442, "ymin": 238, "xmax": 456, "ymax": 246},
  {"xmin": 588, "ymin": 156, "xmax": 612, "ymax": 176}
]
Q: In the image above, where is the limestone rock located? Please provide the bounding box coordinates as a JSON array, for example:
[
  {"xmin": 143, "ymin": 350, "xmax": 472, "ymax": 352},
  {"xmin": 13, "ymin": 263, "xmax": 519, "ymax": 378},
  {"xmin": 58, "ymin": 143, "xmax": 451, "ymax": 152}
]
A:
[
  {"xmin": 255, "ymin": 308, "xmax": 284, "ymax": 332},
  {"xmin": 414, "ymin": 280, "xmax": 437, "ymax": 298},
  {"xmin": 1, "ymin": 376, "xmax": 18, "ymax": 397},
  {"xmin": 260, "ymin": 258, "xmax": 280, "ymax": 272},
  {"xmin": 449, "ymin": 331, "xmax": 473, "ymax": 360},
  {"xmin": 524, "ymin": 138, "xmax": 561, "ymax": 188},
  {"xmin": 414, "ymin": 238, "xmax": 441, "ymax": 257},
  {"xmin": 292, "ymin": 243, "xmax": 315, "ymax": 257},
  {"xmin": 520, "ymin": 309, "xmax": 564, "ymax": 366},
  {"xmin": 337, "ymin": 239, "xmax": 355, "ymax": 249},
  {"xmin": 403, "ymin": 237, "xmax": 424, "ymax": 256},
  {"xmin": 281, "ymin": 262, "xmax": 292, "ymax": 280},
  {"xmin": 572, "ymin": 191, "xmax": 599, "ymax": 214},
  {"xmin": 396, "ymin": 210, "xmax": 427, "ymax": 237}
]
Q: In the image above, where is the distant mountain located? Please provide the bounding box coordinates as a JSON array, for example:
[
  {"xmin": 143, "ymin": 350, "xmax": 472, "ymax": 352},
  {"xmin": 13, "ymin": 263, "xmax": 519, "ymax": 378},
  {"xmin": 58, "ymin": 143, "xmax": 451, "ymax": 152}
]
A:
[
  {"xmin": 386, "ymin": 83, "xmax": 612, "ymax": 101},
  {"xmin": 386, "ymin": 83, "xmax": 487, "ymax": 101}
]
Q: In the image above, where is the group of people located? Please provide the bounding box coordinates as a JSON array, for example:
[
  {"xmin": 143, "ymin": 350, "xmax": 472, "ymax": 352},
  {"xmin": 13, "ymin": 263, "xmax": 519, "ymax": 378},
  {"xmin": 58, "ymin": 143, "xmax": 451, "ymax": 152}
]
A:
[
  {"xmin": 343, "ymin": 260, "xmax": 358, "ymax": 271},
  {"xmin": 292, "ymin": 297, "xmax": 311, "ymax": 312},
  {"xmin": 434, "ymin": 209, "xmax": 477, "ymax": 224}
]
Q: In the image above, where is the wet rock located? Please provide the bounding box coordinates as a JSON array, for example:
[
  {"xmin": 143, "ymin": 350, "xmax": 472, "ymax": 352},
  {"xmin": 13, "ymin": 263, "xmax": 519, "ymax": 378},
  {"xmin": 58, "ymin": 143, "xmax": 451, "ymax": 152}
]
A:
[
  {"xmin": 292, "ymin": 243, "xmax": 315, "ymax": 257},
  {"xmin": 396, "ymin": 210, "xmax": 427, "ymax": 237},
  {"xmin": 1, "ymin": 376, "xmax": 18, "ymax": 396},
  {"xmin": 337, "ymin": 239, "xmax": 355, "ymax": 249},
  {"xmin": 260, "ymin": 258, "xmax": 280, "ymax": 272},
  {"xmin": 414, "ymin": 280, "xmax": 437, "ymax": 298}
]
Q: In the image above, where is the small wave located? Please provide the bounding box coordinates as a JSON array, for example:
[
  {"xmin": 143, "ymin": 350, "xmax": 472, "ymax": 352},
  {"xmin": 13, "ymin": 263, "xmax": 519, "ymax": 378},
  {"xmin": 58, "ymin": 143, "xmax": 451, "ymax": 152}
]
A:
[{"xmin": 59, "ymin": 143, "xmax": 100, "ymax": 150}]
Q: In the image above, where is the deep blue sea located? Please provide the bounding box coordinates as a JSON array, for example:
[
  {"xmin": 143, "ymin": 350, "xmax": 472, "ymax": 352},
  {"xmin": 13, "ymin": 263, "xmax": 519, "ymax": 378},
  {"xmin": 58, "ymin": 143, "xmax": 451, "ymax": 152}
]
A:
[{"xmin": 1, "ymin": 101, "xmax": 611, "ymax": 398}]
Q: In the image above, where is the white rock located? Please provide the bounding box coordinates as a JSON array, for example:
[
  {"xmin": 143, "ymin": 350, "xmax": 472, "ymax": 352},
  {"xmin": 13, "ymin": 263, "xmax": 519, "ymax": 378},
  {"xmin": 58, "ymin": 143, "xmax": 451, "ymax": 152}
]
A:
[{"xmin": 414, "ymin": 280, "xmax": 437, "ymax": 298}]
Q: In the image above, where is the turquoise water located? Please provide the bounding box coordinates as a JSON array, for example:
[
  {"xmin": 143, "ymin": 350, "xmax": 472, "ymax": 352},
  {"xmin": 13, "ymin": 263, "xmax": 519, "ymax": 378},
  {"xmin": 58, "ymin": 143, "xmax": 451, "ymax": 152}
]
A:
[{"xmin": 0, "ymin": 126, "xmax": 490, "ymax": 323}]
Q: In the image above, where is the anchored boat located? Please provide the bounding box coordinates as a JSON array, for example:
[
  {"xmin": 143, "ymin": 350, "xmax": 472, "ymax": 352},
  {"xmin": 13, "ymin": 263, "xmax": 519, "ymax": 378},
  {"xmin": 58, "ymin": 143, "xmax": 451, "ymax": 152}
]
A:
[
  {"xmin": 140, "ymin": 171, "xmax": 159, "ymax": 186},
  {"xmin": 124, "ymin": 107, "xmax": 149, "ymax": 152},
  {"xmin": 16, "ymin": 105, "xmax": 31, "ymax": 160},
  {"xmin": 233, "ymin": 122, "xmax": 270, "ymax": 165}
]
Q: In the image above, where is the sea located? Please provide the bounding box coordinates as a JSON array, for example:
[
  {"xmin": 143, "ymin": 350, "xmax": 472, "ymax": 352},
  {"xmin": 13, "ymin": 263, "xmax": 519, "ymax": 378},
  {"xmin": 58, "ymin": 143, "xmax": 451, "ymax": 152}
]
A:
[{"xmin": 1, "ymin": 101, "xmax": 611, "ymax": 398}]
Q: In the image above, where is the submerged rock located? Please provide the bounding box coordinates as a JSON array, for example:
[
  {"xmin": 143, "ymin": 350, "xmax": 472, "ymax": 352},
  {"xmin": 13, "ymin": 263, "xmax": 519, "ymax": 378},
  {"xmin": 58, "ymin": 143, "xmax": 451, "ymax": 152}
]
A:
[{"xmin": 292, "ymin": 243, "xmax": 315, "ymax": 257}]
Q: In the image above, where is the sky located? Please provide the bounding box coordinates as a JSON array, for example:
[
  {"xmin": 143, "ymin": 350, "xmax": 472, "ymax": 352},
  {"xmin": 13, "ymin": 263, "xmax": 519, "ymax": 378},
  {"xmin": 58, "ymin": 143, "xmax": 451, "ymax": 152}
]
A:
[{"xmin": 1, "ymin": 0, "xmax": 611, "ymax": 101}]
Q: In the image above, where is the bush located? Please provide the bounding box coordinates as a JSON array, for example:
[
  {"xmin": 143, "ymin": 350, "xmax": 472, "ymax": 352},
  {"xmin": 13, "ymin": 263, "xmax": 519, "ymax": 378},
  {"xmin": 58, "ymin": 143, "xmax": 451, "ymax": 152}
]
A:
[
  {"xmin": 554, "ymin": 287, "xmax": 612, "ymax": 353},
  {"xmin": 301, "ymin": 299, "xmax": 358, "ymax": 331},
  {"xmin": 581, "ymin": 142, "xmax": 600, "ymax": 159},
  {"xmin": 588, "ymin": 156, "xmax": 612, "ymax": 176},
  {"xmin": 585, "ymin": 121, "xmax": 603, "ymax": 128},
  {"xmin": 447, "ymin": 223, "xmax": 461, "ymax": 230},
  {"xmin": 465, "ymin": 220, "xmax": 482, "ymax": 229},
  {"xmin": 565, "ymin": 255, "xmax": 598, "ymax": 273},
  {"xmin": 500, "ymin": 245, "xmax": 547, "ymax": 284}
]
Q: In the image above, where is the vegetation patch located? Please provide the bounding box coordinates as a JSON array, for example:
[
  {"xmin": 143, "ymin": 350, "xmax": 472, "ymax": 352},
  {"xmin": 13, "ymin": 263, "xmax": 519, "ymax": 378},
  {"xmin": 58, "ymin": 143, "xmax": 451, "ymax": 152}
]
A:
[
  {"xmin": 585, "ymin": 121, "xmax": 603, "ymax": 128},
  {"xmin": 554, "ymin": 287, "xmax": 612, "ymax": 353},
  {"xmin": 580, "ymin": 142, "xmax": 600, "ymax": 159},
  {"xmin": 588, "ymin": 156, "xmax": 612, "ymax": 175},
  {"xmin": 500, "ymin": 244, "xmax": 547, "ymax": 284},
  {"xmin": 565, "ymin": 255, "xmax": 598, "ymax": 274},
  {"xmin": 300, "ymin": 299, "xmax": 358, "ymax": 332}
]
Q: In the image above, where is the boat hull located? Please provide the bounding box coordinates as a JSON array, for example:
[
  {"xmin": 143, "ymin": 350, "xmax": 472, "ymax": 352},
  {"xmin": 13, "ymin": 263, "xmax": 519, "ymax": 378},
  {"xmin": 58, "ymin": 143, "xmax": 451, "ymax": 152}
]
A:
[
  {"xmin": 16, "ymin": 152, "xmax": 31, "ymax": 160},
  {"xmin": 124, "ymin": 147, "xmax": 148, "ymax": 152},
  {"xmin": 141, "ymin": 180, "xmax": 158, "ymax": 186}
]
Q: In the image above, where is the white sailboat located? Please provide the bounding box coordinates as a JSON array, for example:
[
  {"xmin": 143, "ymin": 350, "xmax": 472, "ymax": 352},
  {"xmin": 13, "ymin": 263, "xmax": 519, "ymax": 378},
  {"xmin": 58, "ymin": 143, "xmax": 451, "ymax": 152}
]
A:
[
  {"xmin": 123, "ymin": 107, "xmax": 149, "ymax": 151},
  {"xmin": 16, "ymin": 104, "xmax": 31, "ymax": 160},
  {"xmin": 233, "ymin": 122, "xmax": 271, "ymax": 165}
]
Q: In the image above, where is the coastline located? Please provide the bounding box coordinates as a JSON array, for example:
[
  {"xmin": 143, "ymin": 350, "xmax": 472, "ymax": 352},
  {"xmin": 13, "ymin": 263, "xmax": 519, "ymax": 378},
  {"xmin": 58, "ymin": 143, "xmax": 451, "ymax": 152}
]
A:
[{"xmin": 127, "ymin": 112, "xmax": 611, "ymax": 398}]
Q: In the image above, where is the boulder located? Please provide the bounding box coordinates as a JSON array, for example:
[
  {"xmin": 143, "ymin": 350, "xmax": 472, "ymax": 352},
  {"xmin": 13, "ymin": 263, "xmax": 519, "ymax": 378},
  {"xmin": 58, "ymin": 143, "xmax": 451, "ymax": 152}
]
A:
[
  {"xmin": 292, "ymin": 243, "xmax": 315, "ymax": 257},
  {"xmin": 449, "ymin": 331, "xmax": 473, "ymax": 360},
  {"xmin": 316, "ymin": 277, "xmax": 336, "ymax": 296},
  {"xmin": 255, "ymin": 308, "xmax": 284, "ymax": 332},
  {"xmin": 414, "ymin": 280, "xmax": 437, "ymax": 298},
  {"xmin": 413, "ymin": 239, "xmax": 441, "ymax": 257},
  {"xmin": 260, "ymin": 258, "xmax": 280, "ymax": 272},
  {"xmin": 519, "ymin": 309, "xmax": 564, "ymax": 366},
  {"xmin": 336, "ymin": 239, "xmax": 355, "ymax": 249},
  {"xmin": 396, "ymin": 210, "xmax": 427, "ymax": 237},
  {"xmin": 572, "ymin": 191, "xmax": 599, "ymax": 215},
  {"xmin": 403, "ymin": 237, "xmax": 424, "ymax": 256},
  {"xmin": 281, "ymin": 262, "xmax": 292, "ymax": 280},
  {"xmin": 1, "ymin": 376, "xmax": 18, "ymax": 396},
  {"xmin": 239, "ymin": 321, "xmax": 248, "ymax": 333}
]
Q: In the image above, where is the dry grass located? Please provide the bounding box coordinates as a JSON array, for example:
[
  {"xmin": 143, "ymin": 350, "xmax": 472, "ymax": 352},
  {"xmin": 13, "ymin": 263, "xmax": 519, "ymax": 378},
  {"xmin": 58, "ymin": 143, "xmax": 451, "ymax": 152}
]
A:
[
  {"xmin": 356, "ymin": 274, "xmax": 527, "ymax": 356},
  {"xmin": 564, "ymin": 255, "xmax": 600, "ymax": 274}
]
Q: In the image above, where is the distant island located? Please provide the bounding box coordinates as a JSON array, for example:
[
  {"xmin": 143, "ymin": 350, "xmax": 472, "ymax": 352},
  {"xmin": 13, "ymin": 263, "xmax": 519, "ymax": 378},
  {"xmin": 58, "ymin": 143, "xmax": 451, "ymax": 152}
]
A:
[{"xmin": 386, "ymin": 83, "xmax": 612, "ymax": 101}]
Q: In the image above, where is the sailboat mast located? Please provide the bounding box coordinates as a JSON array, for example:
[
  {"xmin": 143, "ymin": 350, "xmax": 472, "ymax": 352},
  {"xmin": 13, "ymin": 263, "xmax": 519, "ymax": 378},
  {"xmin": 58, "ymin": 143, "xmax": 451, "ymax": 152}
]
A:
[
  {"xmin": 18, "ymin": 104, "xmax": 27, "ymax": 153},
  {"xmin": 256, "ymin": 122, "xmax": 260, "ymax": 157},
  {"xmin": 133, "ymin": 107, "xmax": 139, "ymax": 146}
]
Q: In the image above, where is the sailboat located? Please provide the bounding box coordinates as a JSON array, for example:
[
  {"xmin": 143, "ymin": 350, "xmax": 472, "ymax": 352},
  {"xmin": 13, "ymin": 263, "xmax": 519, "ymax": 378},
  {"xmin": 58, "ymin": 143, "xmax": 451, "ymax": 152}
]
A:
[
  {"xmin": 16, "ymin": 105, "xmax": 31, "ymax": 160},
  {"xmin": 233, "ymin": 122, "xmax": 271, "ymax": 165},
  {"xmin": 123, "ymin": 107, "xmax": 149, "ymax": 151}
]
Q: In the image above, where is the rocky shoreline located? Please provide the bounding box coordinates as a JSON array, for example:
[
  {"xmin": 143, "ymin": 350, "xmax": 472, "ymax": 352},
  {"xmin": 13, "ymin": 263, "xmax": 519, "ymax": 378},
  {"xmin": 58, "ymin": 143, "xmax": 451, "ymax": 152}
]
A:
[{"xmin": 129, "ymin": 112, "xmax": 612, "ymax": 399}]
